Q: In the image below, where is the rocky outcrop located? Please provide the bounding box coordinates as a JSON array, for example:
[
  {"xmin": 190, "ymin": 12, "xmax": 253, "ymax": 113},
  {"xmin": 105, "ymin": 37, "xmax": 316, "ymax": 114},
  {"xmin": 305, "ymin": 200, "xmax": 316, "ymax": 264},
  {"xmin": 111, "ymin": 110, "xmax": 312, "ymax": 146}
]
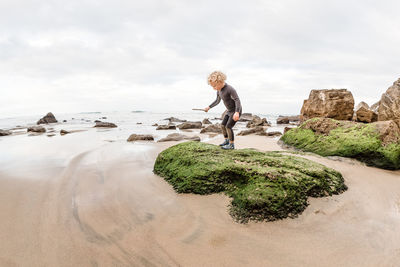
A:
[
  {"xmin": 0, "ymin": 130, "xmax": 12, "ymax": 136},
  {"xmin": 246, "ymin": 115, "xmax": 270, "ymax": 128},
  {"xmin": 378, "ymin": 78, "xmax": 400, "ymax": 125},
  {"xmin": 157, "ymin": 133, "xmax": 200, "ymax": 142},
  {"xmin": 164, "ymin": 117, "xmax": 187, "ymax": 123},
  {"xmin": 28, "ymin": 126, "xmax": 46, "ymax": 133},
  {"xmin": 200, "ymin": 124, "xmax": 222, "ymax": 134},
  {"xmin": 281, "ymin": 117, "xmax": 400, "ymax": 169},
  {"xmin": 127, "ymin": 134, "xmax": 154, "ymax": 141},
  {"xmin": 37, "ymin": 112, "xmax": 58, "ymax": 124},
  {"xmin": 94, "ymin": 122, "xmax": 117, "ymax": 128},
  {"xmin": 371, "ymin": 101, "xmax": 380, "ymax": 113},
  {"xmin": 300, "ymin": 89, "xmax": 354, "ymax": 122},
  {"xmin": 177, "ymin": 121, "xmax": 202, "ymax": 129},
  {"xmin": 355, "ymin": 102, "xmax": 378, "ymax": 123},
  {"xmin": 238, "ymin": 126, "xmax": 266, "ymax": 136}
]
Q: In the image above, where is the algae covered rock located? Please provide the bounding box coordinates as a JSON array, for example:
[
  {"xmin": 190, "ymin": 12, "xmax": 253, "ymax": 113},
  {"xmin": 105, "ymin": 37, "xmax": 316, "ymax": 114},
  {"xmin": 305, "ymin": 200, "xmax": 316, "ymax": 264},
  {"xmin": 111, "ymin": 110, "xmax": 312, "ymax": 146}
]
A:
[
  {"xmin": 280, "ymin": 118, "xmax": 400, "ymax": 169},
  {"xmin": 153, "ymin": 141, "xmax": 346, "ymax": 223}
]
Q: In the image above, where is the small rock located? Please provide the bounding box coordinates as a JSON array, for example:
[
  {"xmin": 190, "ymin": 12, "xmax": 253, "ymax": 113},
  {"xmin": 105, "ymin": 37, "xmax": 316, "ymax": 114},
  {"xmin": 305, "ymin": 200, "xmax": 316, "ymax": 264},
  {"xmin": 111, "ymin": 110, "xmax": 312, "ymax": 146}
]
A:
[
  {"xmin": 238, "ymin": 126, "xmax": 266, "ymax": 136},
  {"xmin": 156, "ymin": 124, "xmax": 176, "ymax": 130},
  {"xmin": 177, "ymin": 121, "xmax": 202, "ymax": 129},
  {"xmin": 202, "ymin": 118, "xmax": 212, "ymax": 124},
  {"xmin": 277, "ymin": 117, "xmax": 289, "ymax": 124},
  {"xmin": 152, "ymin": 123, "xmax": 159, "ymax": 126},
  {"xmin": 37, "ymin": 112, "xmax": 58, "ymax": 124},
  {"xmin": 200, "ymin": 124, "xmax": 222, "ymax": 133},
  {"xmin": 127, "ymin": 134, "xmax": 154, "ymax": 142},
  {"xmin": 63, "ymin": 120, "xmax": 67, "ymax": 123},
  {"xmin": 0, "ymin": 129, "xmax": 12, "ymax": 136},
  {"xmin": 164, "ymin": 117, "xmax": 187, "ymax": 123},
  {"xmin": 136, "ymin": 122, "xmax": 142, "ymax": 125},
  {"xmin": 60, "ymin": 129, "xmax": 70, "ymax": 135},
  {"xmin": 94, "ymin": 122, "xmax": 117, "ymax": 128},
  {"xmin": 94, "ymin": 120, "xmax": 101, "ymax": 123},
  {"xmin": 102, "ymin": 117, "xmax": 107, "ymax": 119},
  {"xmin": 266, "ymin": 131, "xmax": 282, "ymax": 137},
  {"xmin": 28, "ymin": 126, "xmax": 46, "ymax": 133},
  {"xmin": 246, "ymin": 115, "xmax": 270, "ymax": 128}
]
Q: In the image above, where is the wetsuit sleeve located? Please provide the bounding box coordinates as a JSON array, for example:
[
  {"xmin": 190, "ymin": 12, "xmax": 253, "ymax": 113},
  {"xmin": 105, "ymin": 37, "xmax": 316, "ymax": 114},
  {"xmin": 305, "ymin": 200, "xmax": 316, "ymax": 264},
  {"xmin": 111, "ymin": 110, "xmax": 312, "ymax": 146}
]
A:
[
  {"xmin": 230, "ymin": 88, "xmax": 242, "ymax": 113},
  {"xmin": 208, "ymin": 93, "xmax": 221, "ymax": 108}
]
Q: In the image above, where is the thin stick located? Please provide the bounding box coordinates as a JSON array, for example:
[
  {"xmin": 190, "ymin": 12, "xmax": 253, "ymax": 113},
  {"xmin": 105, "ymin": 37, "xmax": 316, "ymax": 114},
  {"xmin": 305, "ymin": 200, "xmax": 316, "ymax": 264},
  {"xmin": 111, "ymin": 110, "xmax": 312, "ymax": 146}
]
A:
[{"xmin": 192, "ymin": 108, "xmax": 206, "ymax": 112}]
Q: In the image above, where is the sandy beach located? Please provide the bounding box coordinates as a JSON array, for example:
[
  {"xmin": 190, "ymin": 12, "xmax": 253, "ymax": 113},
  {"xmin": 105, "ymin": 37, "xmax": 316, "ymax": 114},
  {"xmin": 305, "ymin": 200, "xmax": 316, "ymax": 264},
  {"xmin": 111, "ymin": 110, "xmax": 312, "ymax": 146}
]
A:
[{"xmin": 0, "ymin": 131, "xmax": 399, "ymax": 267}]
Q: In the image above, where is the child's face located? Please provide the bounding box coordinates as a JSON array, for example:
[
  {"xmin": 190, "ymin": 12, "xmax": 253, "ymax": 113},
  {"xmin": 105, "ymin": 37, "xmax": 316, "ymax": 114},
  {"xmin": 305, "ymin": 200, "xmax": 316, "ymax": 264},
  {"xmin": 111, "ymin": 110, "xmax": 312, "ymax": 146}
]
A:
[{"xmin": 209, "ymin": 81, "xmax": 224, "ymax": 91}]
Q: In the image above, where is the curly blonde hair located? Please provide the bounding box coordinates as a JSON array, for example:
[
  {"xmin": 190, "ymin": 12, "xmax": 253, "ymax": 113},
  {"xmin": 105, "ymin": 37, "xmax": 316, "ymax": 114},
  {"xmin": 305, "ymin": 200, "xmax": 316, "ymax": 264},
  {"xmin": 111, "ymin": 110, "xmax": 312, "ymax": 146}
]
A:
[{"xmin": 207, "ymin": 71, "xmax": 227, "ymax": 85}]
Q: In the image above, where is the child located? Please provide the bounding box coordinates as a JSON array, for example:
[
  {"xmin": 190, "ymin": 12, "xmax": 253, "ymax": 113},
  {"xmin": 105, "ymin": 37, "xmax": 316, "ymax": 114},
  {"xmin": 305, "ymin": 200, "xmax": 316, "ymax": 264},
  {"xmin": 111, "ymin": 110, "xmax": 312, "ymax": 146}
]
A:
[{"xmin": 204, "ymin": 71, "xmax": 242, "ymax": 150}]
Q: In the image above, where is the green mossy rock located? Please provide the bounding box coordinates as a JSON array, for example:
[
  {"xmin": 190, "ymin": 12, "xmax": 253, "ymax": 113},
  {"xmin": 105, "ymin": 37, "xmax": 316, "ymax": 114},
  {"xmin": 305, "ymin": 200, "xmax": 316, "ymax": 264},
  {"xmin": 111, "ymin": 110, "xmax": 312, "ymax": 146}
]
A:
[
  {"xmin": 280, "ymin": 118, "xmax": 400, "ymax": 170},
  {"xmin": 153, "ymin": 141, "xmax": 347, "ymax": 223}
]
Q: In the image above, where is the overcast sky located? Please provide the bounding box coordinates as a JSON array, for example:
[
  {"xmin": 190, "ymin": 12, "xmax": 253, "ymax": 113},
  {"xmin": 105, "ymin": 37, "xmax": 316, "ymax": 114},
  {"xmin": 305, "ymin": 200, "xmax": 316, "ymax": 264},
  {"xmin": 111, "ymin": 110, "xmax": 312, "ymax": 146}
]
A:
[{"xmin": 1, "ymin": 0, "xmax": 399, "ymax": 118}]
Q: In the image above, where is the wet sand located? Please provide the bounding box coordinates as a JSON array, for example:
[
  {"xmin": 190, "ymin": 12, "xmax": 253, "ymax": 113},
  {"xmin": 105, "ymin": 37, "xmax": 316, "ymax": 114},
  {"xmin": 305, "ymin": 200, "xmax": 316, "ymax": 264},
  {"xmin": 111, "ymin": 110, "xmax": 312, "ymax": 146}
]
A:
[{"xmin": 0, "ymin": 134, "xmax": 400, "ymax": 266}]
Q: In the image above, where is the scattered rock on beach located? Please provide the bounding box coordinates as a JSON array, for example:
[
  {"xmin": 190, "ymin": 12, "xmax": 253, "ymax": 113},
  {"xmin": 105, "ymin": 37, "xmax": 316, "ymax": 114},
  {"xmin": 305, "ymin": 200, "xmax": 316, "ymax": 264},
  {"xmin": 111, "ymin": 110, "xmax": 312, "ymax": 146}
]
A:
[
  {"xmin": 60, "ymin": 129, "xmax": 70, "ymax": 135},
  {"xmin": 177, "ymin": 121, "xmax": 202, "ymax": 129},
  {"xmin": 266, "ymin": 131, "xmax": 282, "ymax": 137},
  {"xmin": 94, "ymin": 122, "xmax": 117, "ymax": 128},
  {"xmin": 0, "ymin": 129, "xmax": 12, "ymax": 136},
  {"xmin": 152, "ymin": 123, "xmax": 158, "ymax": 126},
  {"xmin": 63, "ymin": 120, "xmax": 67, "ymax": 123},
  {"xmin": 156, "ymin": 124, "xmax": 176, "ymax": 130},
  {"xmin": 127, "ymin": 134, "xmax": 154, "ymax": 142},
  {"xmin": 246, "ymin": 115, "xmax": 270, "ymax": 128},
  {"xmin": 200, "ymin": 124, "xmax": 222, "ymax": 134},
  {"xmin": 238, "ymin": 126, "xmax": 266, "ymax": 136},
  {"xmin": 202, "ymin": 118, "xmax": 212, "ymax": 124},
  {"xmin": 300, "ymin": 89, "xmax": 355, "ymax": 122},
  {"xmin": 37, "ymin": 112, "xmax": 58, "ymax": 124},
  {"xmin": 164, "ymin": 117, "xmax": 187, "ymax": 123},
  {"xmin": 157, "ymin": 133, "xmax": 200, "ymax": 142},
  {"xmin": 277, "ymin": 115, "xmax": 300, "ymax": 124},
  {"xmin": 28, "ymin": 126, "xmax": 46, "ymax": 133}
]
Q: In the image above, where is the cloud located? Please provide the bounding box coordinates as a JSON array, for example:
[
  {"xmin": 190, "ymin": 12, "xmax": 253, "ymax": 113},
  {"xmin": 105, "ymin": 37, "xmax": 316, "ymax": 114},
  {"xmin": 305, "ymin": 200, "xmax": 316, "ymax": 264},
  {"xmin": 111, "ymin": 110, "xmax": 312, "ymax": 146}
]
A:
[{"xmin": 0, "ymin": 0, "xmax": 399, "ymax": 117}]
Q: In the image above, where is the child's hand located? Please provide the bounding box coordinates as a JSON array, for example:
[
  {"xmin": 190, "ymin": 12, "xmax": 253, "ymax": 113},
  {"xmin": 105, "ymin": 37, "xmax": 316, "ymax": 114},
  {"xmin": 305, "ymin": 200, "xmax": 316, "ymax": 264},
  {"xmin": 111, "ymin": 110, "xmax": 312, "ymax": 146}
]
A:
[
  {"xmin": 233, "ymin": 112, "xmax": 240, "ymax": 121},
  {"xmin": 204, "ymin": 107, "xmax": 210, "ymax": 112}
]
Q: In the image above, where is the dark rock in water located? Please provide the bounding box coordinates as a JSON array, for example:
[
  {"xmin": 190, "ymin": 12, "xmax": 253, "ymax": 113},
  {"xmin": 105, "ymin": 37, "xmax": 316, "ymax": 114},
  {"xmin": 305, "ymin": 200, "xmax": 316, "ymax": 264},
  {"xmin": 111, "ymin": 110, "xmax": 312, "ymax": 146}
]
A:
[
  {"xmin": 28, "ymin": 126, "xmax": 46, "ymax": 133},
  {"xmin": 300, "ymin": 89, "xmax": 354, "ymax": 122},
  {"xmin": 137, "ymin": 122, "xmax": 142, "ymax": 125},
  {"xmin": 63, "ymin": 120, "xmax": 67, "ymax": 123},
  {"xmin": 157, "ymin": 133, "xmax": 200, "ymax": 142},
  {"xmin": 202, "ymin": 118, "xmax": 212, "ymax": 124},
  {"xmin": 277, "ymin": 117, "xmax": 289, "ymax": 124},
  {"xmin": 156, "ymin": 124, "xmax": 176, "ymax": 130},
  {"xmin": 177, "ymin": 121, "xmax": 202, "ymax": 129},
  {"xmin": 153, "ymin": 141, "xmax": 347, "ymax": 223},
  {"xmin": 277, "ymin": 115, "xmax": 300, "ymax": 124},
  {"xmin": 238, "ymin": 113, "xmax": 253, "ymax": 122},
  {"xmin": 281, "ymin": 117, "xmax": 400, "ymax": 169},
  {"xmin": 266, "ymin": 131, "xmax": 282, "ymax": 137},
  {"xmin": 102, "ymin": 117, "xmax": 107, "ymax": 119},
  {"xmin": 164, "ymin": 117, "xmax": 187, "ymax": 123},
  {"xmin": 37, "ymin": 112, "xmax": 58, "ymax": 124},
  {"xmin": 60, "ymin": 129, "xmax": 70, "ymax": 135},
  {"xmin": 94, "ymin": 122, "xmax": 117, "ymax": 128},
  {"xmin": 238, "ymin": 126, "xmax": 266, "ymax": 136},
  {"xmin": 284, "ymin": 127, "xmax": 294, "ymax": 134},
  {"xmin": 152, "ymin": 123, "xmax": 158, "ymax": 126},
  {"xmin": 127, "ymin": 134, "xmax": 154, "ymax": 141},
  {"xmin": 0, "ymin": 129, "xmax": 12, "ymax": 136},
  {"xmin": 246, "ymin": 115, "xmax": 270, "ymax": 128},
  {"xmin": 200, "ymin": 124, "xmax": 222, "ymax": 133},
  {"xmin": 94, "ymin": 120, "xmax": 101, "ymax": 123}
]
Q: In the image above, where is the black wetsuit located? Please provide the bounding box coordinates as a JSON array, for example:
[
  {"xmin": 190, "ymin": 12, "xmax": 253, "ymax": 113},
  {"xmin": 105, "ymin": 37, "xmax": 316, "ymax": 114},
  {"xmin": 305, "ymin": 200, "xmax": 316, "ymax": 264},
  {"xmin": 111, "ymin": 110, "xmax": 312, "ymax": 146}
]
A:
[{"xmin": 209, "ymin": 83, "xmax": 242, "ymax": 141}]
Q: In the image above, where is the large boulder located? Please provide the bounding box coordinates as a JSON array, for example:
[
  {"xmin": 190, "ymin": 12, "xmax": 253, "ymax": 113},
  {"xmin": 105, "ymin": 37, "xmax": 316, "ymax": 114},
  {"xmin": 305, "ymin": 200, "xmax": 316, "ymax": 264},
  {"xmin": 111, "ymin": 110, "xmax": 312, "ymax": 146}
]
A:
[
  {"xmin": 37, "ymin": 112, "xmax": 58, "ymax": 124},
  {"xmin": 280, "ymin": 118, "xmax": 400, "ymax": 169},
  {"xmin": 355, "ymin": 102, "xmax": 378, "ymax": 123},
  {"xmin": 157, "ymin": 133, "xmax": 200, "ymax": 142},
  {"xmin": 378, "ymin": 78, "xmax": 400, "ymax": 125},
  {"xmin": 300, "ymin": 89, "xmax": 354, "ymax": 122},
  {"xmin": 176, "ymin": 121, "xmax": 202, "ymax": 129},
  {"xmin": 200, "ymin": 124, "xmax": 222, "ymax": 134},
  {"xmin": 127, "ymin": 134, "xmax": 154, "ymax": 141},
  {"xmin": 246, "ymin": 115, "xmax": 270, "ymax": 128},
  {"xmin": 154, "ymin": 141, "xmax": 346, "ymax": 223}
]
